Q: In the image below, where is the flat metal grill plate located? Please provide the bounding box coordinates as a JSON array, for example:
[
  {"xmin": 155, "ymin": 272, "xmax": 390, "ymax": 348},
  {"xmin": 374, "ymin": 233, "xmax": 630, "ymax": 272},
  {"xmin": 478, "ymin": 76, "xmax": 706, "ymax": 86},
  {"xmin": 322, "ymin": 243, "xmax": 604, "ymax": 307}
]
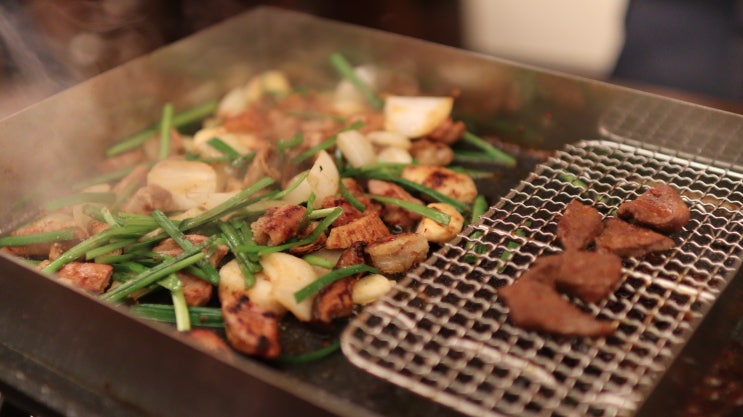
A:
[{"xmin": 341, "ymin": 139, "xmax": 743, "ymax": 417}]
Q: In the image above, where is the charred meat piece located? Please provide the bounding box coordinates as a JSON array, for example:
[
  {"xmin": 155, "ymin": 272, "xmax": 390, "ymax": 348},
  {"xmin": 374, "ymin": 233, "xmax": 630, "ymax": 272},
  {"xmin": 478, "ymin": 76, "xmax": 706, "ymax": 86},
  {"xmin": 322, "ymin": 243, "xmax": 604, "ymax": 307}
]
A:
[
  {"xmin": 518, "ymin": 251, "xmax": 623, "ymax": 304},
  {"xmin": 288, "ymin": 221, "xmax": 328, "ymax": 256},
  {"xmin": 617, "ymin": 184, "xmax": 690, "ymax": 233},
  {"xmin": 57, "ymin": 262, "xmax": 113, "ymax": 294},
  {"xmin": 595, "ymin": 218, "xmax": 676, "ymax": 257},
  {"xmin": 321, "ymin": 196, "xmax": 369, "ymax": 227},
  {"xmin": 312, "ymin": 242, "xmax": 367, "ymax": 323},
  {"xmin": 499, "ymin": 278, "xmax": 615, "ymax": 337},
  {"xmin": 250, "ymin": 204, "xmax": 307, "ymax": 246},
  {"xmin": 557, "ymin": 200, "xmax": 603, "ymax": 251},
  {"xmin": 365, "ymin": 232, "xmax": 429, "ymax": 275},
  {"xmin": 409, "ymin": 138, "xmax": 454, "ymax": 166},
  {"xmin": 178, "ymin": 272, "xmax": 213, "ymax": 307},
  {"xmin": 423, "ymin": 117, "xmax": 466, "ymax": 145},
  {"xmin": 326, "ymin": 213, "xmax": 390, "ymax": 249},
  {"xmin": 555, "ymin": 250, "xmax": 623, "ymax": 304},
  {"xmin": 222, "ymin": 294, "xmax": 281, "ymax": 359},
  {"xmin": 367, "ymin": 179, "xmax": 423, "ymax": 230}
]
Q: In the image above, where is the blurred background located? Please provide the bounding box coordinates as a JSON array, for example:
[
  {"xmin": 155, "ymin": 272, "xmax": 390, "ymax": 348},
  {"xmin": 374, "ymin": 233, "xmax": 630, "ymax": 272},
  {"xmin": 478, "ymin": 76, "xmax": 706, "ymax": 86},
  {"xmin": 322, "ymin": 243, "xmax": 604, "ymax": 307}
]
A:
[{"xmin": 0, "ymin": 0, "xmax": 740, "ymax": 118}]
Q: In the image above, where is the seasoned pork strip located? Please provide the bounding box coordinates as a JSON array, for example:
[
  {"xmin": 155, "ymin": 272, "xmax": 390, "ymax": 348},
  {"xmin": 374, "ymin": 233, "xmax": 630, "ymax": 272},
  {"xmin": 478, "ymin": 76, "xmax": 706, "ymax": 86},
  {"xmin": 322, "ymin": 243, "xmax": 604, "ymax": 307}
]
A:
[
  {"xmin": 595, "ymin": 218, "xmax": 675, "ymax": 257},
  {"xmin": 250, "ymin": 204, "xmax": 307, "ymax": 246},
  {"xmin": 312, "ymin": 242, "xmax": 367, "ymax": 323},
  {"xmin": 557, "ymin": 200, "xmax": 603, "ymax": 251},
  {"xmin": 499, "ymin": 278, "xmax": 615, "ymax": 337},
  {"xmin": 617, "ymin": 184, "xmax": 690, "ymax": 233},
  {"xmin": 57, "ymin": 262, "xmax": 113, "ymax": 294}
]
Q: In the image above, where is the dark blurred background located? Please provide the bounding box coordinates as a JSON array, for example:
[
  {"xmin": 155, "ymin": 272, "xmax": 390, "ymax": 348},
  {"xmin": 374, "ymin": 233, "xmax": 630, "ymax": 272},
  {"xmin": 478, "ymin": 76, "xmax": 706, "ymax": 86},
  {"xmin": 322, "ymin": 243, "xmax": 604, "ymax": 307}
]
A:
[{"xmin": 0, "ymin": 0, "xmax": 740, "ymax": 116}]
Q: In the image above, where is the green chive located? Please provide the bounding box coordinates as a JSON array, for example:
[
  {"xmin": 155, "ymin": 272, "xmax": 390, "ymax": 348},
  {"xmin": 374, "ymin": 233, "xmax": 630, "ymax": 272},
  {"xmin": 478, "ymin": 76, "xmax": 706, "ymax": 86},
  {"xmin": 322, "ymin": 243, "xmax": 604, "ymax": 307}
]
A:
[
  {"xmin": 340, "ymin": 179, "xmax": 366, "ymax": 212},
  {"xmin": 461, "ymin": 131, "xmax": 516, "ymax": 167},
  {"xmin": 370, "ymin": 194, "xmax": 451, "ymax": 226},
  {"xmin": 129, "ymin": 304, "xmax": 225, "ymax": 328},
  {"xmin": 302, "ymin": 254, "xmax": 335, "ymax": 269},
  {"xmin": 158, "ymin": 103, "xmax": 174, "ymax": 160},
  {"xmin": 106, "ymin": 100, "xmax": 217, "ymax": 157},
  {"xmin": 294, "ymin": 264, "xmax": 378, "ymax": 303},
  {"xmin": 276, "ymin": 340, "xmax": 341, "ymax": 365},
  {"xmin": 329, "ymin": 53, "xmax": 383, "ymax": 109},
  {"xmin": 0, "ymin": 228, "xmax": 77, "ymax": 247}
]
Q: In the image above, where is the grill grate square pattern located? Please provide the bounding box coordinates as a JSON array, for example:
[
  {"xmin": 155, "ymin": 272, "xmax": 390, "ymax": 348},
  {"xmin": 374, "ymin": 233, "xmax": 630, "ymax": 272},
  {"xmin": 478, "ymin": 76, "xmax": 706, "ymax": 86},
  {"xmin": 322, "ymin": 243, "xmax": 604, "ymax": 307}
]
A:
[{"xmin": 342, "ymin": 139, "xmax": 743, "ymax": 417}]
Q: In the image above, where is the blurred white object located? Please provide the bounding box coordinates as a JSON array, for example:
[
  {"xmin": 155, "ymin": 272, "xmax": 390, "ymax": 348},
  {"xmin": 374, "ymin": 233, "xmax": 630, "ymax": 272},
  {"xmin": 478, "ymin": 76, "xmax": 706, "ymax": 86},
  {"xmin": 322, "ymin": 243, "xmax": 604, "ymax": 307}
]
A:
[{"xmin": 461, "ymin": 0, "xmax": 629, "ymax": 78}]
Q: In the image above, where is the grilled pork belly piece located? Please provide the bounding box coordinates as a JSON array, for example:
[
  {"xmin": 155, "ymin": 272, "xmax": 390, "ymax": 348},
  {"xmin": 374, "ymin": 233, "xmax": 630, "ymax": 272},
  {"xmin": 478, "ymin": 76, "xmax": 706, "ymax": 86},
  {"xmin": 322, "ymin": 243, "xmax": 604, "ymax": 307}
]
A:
[
  {"xmin": 326, "ymin": 213, "xmax": 390, "ymax": 249},
  {"xmin": 367, "ymin": 179, "xmax": 424, "ymax": 230},
  {"xmin": 119, "ymin": 184, "xmax": 174, "ymax": 215},
  {"xmin": 499, "ymin": 278, "xmax": 615, "ymax": 337},
  {"xmin": 617, "ymin": 184, "xmax": 690, "ymax": 233},
  {"xmin": 595, "ymin": 218, "xmax": 676, "ymax": 257},
  {"xmin": 178, "ymin": 272, "xmax": 213, "ymax": 306},
  {"xmin": 409, "ymin": 138, "xmax": 454, "ymax": 166},
  {"xmin": 250, "ymin": 204, "xmax": 307, "ymax": 246},
  {"xmin": 423, "ymin": 117, "xmax": 466, "ymax": 145},
  {"xmin": 312, "ymin": 242, "xmax": 367, "ymax": 323},
  {"xmin": 365, "ymin": 233, "xmax": 429, "ymax": 274},
  {"xmin": 57, "ymin": 262, "xmax": 113, "ymax": 294},
  {"xmin": 222, "ymin": 294, "xmax": 281, "ymax": 359},
  {"xmin": 556, "ymin": 200, "xmax": 604, "ymax": 251}
]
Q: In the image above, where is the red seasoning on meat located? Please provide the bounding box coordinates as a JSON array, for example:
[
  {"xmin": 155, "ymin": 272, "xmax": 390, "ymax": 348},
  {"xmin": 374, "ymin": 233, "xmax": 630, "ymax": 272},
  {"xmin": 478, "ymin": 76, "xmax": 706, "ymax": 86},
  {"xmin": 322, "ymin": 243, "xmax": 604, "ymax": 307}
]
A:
[
  {"xmin": 557, "ymin": 200, "xmax": 604, "ymax": 250},
  {"xmin": 499, "ymin": 278, "xmax": 615, "ymax": 337},
  {"xmin": 617, "ymin": 184, "xmax": 690, "ymax": 233},
  {"xmin": 595, "ymin": 218, "xmax": 676, "ymax": 258}
]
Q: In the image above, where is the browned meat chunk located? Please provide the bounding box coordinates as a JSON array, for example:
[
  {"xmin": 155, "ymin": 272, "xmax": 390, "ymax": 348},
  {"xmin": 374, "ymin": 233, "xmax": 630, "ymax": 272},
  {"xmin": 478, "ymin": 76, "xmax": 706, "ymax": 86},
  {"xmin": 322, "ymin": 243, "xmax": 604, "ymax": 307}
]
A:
[
  {"xmin": 409, "ymin": 138, "xmax": 454, "ymax": 166},
  {"xmin": 288, "ymin": 221, "xmax": 327, "ymax": 256},
  {"xmin": 326, "ymin": 214, "xmax": 390, "ymax": 249},
  {"xmin": 312, "ymin": 242, "xmax": 367, "ymax": 323},
  {"xmin": 57, "ymin": 262, "xmax": 113, "ymax": 294},
  {"xmin": 222, "ymin": 294, "xmax": 281, "ymax": 359},
  {"xmin": 178, "ymin": 272, "xmax": 213, "ymax": 306},
  {"xmin": 557, "ymin": 200, "xmax": 603, "ymax": 250},
  {"xmin": 423, "ymin": 117, "xmax": 466, "ymax": 145},
  {"xmin": 499, "ymin": 278, "xmax": 615, "ymax": 337},
  {"xmin": 554, "ymin": 250, "xmax": 623, "ymax": 304},
  {"xmin": 321, "ymin": 196, "xmax": 368, "ymax": 226},
  {"xmin": 617, "ymin": 184, "xmax": 690, "ymax": 233},
  {"xmin": 112, "ymin": 164, "xmax": 148, "ymax": 196},
  {"xmin": 153, "ymin": 234, "xmax": 228, "ymax": 266},
  {"xmin": 595, "ymin": 218, "xmax": 675, "ymax": 257},
  {"xmin": 518, "ymin": 251, "xmax": 623, "ymax": 304},
  {"xmin": 367, "ymin": 179, "xmax": 424, "ymax": 230},
  {"xmin": 250, "ymin": 204, "xmax": 307, "ymax": 246},
  {"xmin": 365, "ymin": 233, "xmax": 429, "ymax": 274}
]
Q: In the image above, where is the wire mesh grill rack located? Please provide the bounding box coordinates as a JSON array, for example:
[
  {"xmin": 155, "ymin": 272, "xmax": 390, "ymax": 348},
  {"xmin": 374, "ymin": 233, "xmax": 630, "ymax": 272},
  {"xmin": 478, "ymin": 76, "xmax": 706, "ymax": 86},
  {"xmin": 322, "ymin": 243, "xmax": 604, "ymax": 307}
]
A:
[{"xmin": 341, "ymin": 139, "xmax": 743, "ymax": 417}]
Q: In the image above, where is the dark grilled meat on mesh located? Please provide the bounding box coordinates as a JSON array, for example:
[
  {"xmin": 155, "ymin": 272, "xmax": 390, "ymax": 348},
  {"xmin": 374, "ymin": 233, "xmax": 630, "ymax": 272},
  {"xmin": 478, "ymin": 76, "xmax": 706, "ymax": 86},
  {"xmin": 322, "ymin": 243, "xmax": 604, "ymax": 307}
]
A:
[
  {"xmin": 556, "ymin": 200, "xmax": 604, "ymax": 251},
  {"xmin": 595, "ymin": 218, "xmax": 675, "ymax": 257},
  {"xmin": 312, "ymin": 242, "xmax": 367, "ymax": 324},
  {"xmin": 499, "ymin": 278, "xmax": 615, "ymax": 337},
  {"xmin": 617, "ymin": 184, "xmax": 690, "ymax": 233}
]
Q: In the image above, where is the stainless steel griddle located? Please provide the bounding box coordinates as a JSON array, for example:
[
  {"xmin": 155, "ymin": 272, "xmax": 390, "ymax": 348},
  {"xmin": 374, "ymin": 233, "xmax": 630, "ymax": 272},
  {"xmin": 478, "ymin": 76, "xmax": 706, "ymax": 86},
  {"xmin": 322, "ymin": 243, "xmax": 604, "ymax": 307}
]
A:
[{"xmin": 1, "ymin": 7, "xmax": 743, "ymax": 417}]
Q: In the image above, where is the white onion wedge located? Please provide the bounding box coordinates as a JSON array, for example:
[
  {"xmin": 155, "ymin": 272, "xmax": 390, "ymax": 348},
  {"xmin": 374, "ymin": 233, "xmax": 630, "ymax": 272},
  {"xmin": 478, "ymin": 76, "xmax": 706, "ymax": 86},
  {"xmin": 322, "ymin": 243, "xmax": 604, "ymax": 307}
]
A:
[
  {"xmin": 336, "ymin": 130, "xmax": 376, "ymax": 168},
  {"xmin": 260, "ymin": 252, "xmax": 317, "ymax": 322},
  {"xmin": 218, "ymin": 260, "xmax": 287, "ymax": 315},
  {"xmin": 147, "ymin": 160, "xmax": 219, "ymax": 211},
  {"xmin": 352, "ymin": 274, "xmax": 395, "ymax": 305},
  {"xmin": 282, "ymin": 150, "xmax": 339, "ymax": 208},
  {"xmin": 384, "ymin": 96, "xmax": 453, "ymax": 138}
]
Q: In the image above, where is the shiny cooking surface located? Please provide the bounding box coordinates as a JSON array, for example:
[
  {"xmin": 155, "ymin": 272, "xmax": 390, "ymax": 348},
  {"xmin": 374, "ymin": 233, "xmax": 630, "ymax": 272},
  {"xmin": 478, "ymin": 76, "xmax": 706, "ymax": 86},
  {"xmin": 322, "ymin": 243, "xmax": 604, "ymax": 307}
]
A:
[{"xmin": 1, "ymin": 7, "xmax": 743, "ymax": 417}]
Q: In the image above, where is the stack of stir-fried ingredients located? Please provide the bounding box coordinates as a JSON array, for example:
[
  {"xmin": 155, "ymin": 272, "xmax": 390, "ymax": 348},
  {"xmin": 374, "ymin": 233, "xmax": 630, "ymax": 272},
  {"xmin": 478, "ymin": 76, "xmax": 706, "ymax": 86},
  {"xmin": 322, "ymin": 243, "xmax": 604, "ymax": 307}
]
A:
[{"xmin": 0, "ymin": 54, "xmax": 514, "ymax": 361}]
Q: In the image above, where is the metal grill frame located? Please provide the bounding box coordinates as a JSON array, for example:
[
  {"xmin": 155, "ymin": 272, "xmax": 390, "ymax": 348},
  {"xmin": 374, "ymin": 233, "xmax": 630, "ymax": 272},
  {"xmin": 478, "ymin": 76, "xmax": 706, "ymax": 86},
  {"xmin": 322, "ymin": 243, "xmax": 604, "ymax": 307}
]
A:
[{"xmin": 341, "ymin": 138, "xmax": 743, "ymax": 417}]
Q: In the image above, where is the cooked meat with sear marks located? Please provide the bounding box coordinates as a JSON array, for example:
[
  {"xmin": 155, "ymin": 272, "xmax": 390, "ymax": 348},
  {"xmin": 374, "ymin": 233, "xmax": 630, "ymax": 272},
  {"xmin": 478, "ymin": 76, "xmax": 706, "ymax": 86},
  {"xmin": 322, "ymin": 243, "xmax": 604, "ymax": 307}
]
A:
[
  {"xmin": 554, "ymin": 250, "xmax": 623, "ymax": 304},
  {"xmin": 499, "ymin": 278, "xmax": 615, "ymax": 337},
  {"xmin": 367, "ymin": 179, "xmax": 423, "ymax": 231},
  {"xmin": 595, "ymin": 218, "xmax": 676, "ymax": 257},
  {"xmin": 57, "ymin": 262, "xmax": 113, "ymax": 294},
  {"xmin": 178, "ymin": 272, "xmax": 213, "ymax": 307},
  {"xmin": 326, "ymin": 213, "xmax": 390, "ymax": 249},
  {"xmin": 617, "ymin": 184, "xmax": 690, "ymax": 233},
  {"xmin": 365, "ymin": 232, "xmax": 429, "ymax": 275},
  {"xmin": 250, "ymin": 204, "xmax": 307, "ymax": 246},
  {"xmin": 312, "ymin": 242, "xmax": 367, "ymax": 323},
  {"xmin": 222, "ymin": 294, "xmax": 281, "ymax": 359},
  {"xmin": 557, "ymin": 200, "xmax": 603, "ymax": 250}
]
